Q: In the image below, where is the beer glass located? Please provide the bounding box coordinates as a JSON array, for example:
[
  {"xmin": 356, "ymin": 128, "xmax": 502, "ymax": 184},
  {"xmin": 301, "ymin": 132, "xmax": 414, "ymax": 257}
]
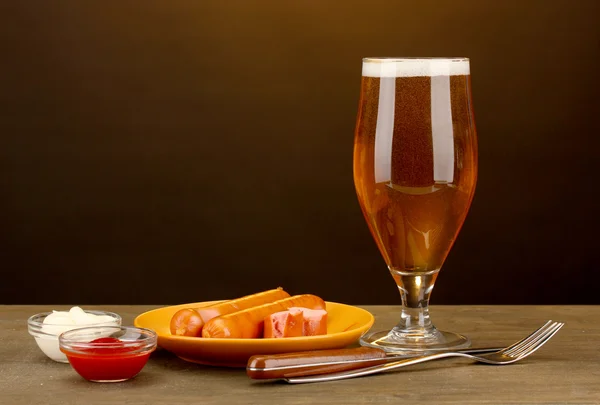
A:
[{"xmin": 353, "ymin": 58, "xmax": 478, "ymax": 352}]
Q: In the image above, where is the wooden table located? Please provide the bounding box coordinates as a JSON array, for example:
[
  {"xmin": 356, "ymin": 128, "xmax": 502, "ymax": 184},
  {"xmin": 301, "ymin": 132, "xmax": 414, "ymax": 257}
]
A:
[{"xmin": 1, "ymin": 305, "xmax": 598, "ymax": 404}]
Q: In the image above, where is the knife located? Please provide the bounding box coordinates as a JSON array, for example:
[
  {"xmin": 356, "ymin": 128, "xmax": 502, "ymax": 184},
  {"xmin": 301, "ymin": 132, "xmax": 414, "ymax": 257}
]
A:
[{"xmin": 246, "ymin": 346, "xmax": 502, "ymax": 380}]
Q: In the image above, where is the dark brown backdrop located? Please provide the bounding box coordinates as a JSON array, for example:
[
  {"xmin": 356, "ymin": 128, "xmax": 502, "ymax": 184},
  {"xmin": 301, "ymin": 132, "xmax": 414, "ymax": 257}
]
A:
[{"xmin": 1, "ymin": 1, "xmax": 599, "ymax": 305}]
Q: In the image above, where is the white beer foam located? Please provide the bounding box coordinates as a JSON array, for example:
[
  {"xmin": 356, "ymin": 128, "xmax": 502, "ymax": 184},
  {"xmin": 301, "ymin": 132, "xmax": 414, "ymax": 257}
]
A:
[{"xmin": 362, "ymin": 58, "xmax": 470, "ymax": 77}]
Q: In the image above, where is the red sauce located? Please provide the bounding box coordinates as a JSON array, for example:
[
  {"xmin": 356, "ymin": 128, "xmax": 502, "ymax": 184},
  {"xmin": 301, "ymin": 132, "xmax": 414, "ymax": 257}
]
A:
[{"xmin": 62, "ymin": 337, "xmax": 152, "ymax": 382}]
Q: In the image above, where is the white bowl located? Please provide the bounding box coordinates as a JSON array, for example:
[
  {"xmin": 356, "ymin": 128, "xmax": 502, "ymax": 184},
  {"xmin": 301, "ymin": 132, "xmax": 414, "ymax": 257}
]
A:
[{"xmin": 27, "ymin": 310, "xmax": 121, "ymax": 362}]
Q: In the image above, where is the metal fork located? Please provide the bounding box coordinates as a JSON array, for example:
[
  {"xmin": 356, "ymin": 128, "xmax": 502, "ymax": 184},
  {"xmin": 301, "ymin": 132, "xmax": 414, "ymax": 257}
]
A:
[{"xmin": 285, "ymin": 320, "xmax": 564, "ymax": 384}]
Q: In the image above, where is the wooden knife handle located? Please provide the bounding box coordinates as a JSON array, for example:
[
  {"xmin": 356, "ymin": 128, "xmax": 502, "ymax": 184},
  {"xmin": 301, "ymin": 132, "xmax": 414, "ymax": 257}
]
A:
[{"xmin": 246, "ymin": 347, "xmax": 388, "ymax": 379}]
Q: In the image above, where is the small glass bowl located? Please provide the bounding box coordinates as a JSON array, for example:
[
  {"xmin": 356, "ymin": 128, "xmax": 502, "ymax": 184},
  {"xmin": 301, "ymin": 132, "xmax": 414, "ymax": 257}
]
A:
[
  {"xmin": 28, "ymin": 310, "xmax": 121, "ymax": 363},
  {"xmin": 59, "ymin": 326, "xmax": 157, "ymax": 383}
]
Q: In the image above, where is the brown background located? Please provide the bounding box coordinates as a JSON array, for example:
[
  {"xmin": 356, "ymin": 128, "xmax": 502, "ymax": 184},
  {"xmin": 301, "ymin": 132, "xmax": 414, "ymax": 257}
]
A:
[{"xmin": 1, "ymin": 0, "xmax": 599, "ymax": 305}]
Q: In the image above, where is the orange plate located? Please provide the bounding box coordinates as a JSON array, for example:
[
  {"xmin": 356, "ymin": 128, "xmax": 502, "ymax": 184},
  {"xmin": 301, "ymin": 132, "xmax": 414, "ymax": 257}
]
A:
[{"xmin": 134, "ymin": 301, "xmax": 374, "ymax": 367}]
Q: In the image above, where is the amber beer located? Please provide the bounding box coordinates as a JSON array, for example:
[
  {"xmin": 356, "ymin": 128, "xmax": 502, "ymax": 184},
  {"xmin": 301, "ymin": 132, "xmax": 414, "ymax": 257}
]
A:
[{"xmin": 353, "ymin": 58, "xmax": 477, "ymax": 277}]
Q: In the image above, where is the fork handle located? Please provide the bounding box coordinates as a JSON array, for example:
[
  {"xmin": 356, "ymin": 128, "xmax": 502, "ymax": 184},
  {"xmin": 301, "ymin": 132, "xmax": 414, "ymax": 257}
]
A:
[{"xmin": 284, "ymin": 351, "xmax": 468, "ymax": 384}]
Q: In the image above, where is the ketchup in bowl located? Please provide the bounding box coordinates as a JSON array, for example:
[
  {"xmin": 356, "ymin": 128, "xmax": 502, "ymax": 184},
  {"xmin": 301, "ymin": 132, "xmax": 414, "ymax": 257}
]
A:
[{"xmin": 59, "ymin": 326, "xmax": 157, "ymax": 382}]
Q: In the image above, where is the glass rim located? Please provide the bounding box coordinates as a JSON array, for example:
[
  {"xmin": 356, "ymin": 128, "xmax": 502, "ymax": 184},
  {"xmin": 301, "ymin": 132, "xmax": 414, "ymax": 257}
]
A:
[
  {"xmin": 27, "ymin": 310, "xmax": 121, "ymax": 328},
  {"xmin": 59, "ymin": 325, "xmax": 157, "ymax": 354},
  {"xmin": 363, "ymin": 57, "xmax": 469, "ymax": 63}
]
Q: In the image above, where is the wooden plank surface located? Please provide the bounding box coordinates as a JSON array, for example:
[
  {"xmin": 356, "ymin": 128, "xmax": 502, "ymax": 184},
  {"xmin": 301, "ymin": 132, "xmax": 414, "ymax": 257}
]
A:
[{"xmin": 0, "ymin": 305, "xmax": 598, "ymax": 404}]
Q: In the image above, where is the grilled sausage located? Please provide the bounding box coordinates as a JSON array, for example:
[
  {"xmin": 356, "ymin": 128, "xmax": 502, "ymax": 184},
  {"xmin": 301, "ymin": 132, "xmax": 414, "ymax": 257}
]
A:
[
  {"xmin": 170, "ymin": 288, "xmax": 290, "ymax": 336},
  {"xmin": 202, "ymin": 294, "xmax": 326, "ymax": 338}
]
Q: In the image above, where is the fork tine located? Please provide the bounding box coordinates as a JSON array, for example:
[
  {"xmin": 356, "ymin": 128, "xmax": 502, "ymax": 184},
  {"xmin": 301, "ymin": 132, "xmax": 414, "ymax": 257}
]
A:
[
  {"xmin": 504, "ymin": 321, "xmax": 559, "ymax": 357},
  {"xmin": 501, "ymin": 320, "xmax": 554, "ymax": 356},
  {"xmin": 506, "ymin": 322, "xmax": 564, "ymax": 358},
  {"xmin": 505, "ymin": 322, "xmax": 562, "ymax": 357},
  {"xmin": 505, "ymin": 323, "xmax": 564, "ymax": 361}
]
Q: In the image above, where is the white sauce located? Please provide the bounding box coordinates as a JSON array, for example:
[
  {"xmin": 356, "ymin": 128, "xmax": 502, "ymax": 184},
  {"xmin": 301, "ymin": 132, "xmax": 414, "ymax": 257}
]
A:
[{"xmin": 34, "ymin": 307, "xmax": 119, "ymax": 363}]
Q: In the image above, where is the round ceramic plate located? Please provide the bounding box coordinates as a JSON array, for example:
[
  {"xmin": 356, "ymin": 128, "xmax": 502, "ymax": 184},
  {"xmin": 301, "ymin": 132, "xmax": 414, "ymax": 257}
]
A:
[{"xmin": 134, "ymin": 301, "xmax": 374, "ymax": 367}]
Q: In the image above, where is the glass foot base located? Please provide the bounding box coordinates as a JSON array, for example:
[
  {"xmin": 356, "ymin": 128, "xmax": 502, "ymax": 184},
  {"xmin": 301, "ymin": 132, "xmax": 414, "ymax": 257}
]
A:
[{"xmin": 360, "ymin": 328, "xmax": 471, "ymax": 354}]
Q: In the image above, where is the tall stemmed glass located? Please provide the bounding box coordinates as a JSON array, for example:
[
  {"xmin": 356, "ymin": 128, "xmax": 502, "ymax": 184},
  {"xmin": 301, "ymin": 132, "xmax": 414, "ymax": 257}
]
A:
[{"xmin": 353, "ymin": 58, "xmax": 478, "ymax": 352}]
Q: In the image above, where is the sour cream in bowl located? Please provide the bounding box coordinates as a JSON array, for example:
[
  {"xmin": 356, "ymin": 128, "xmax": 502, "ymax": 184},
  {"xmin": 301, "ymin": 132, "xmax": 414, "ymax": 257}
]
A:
[{"xmin": 28, "ymin": 307, "xmax": 121, "ymax": 363}]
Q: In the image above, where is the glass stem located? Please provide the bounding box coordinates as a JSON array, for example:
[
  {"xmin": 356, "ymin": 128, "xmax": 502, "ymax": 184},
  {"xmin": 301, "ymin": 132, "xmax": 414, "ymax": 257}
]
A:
[{"xmin": 390, "ymin": 269, "xmax": 439, "ymax": 335}]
